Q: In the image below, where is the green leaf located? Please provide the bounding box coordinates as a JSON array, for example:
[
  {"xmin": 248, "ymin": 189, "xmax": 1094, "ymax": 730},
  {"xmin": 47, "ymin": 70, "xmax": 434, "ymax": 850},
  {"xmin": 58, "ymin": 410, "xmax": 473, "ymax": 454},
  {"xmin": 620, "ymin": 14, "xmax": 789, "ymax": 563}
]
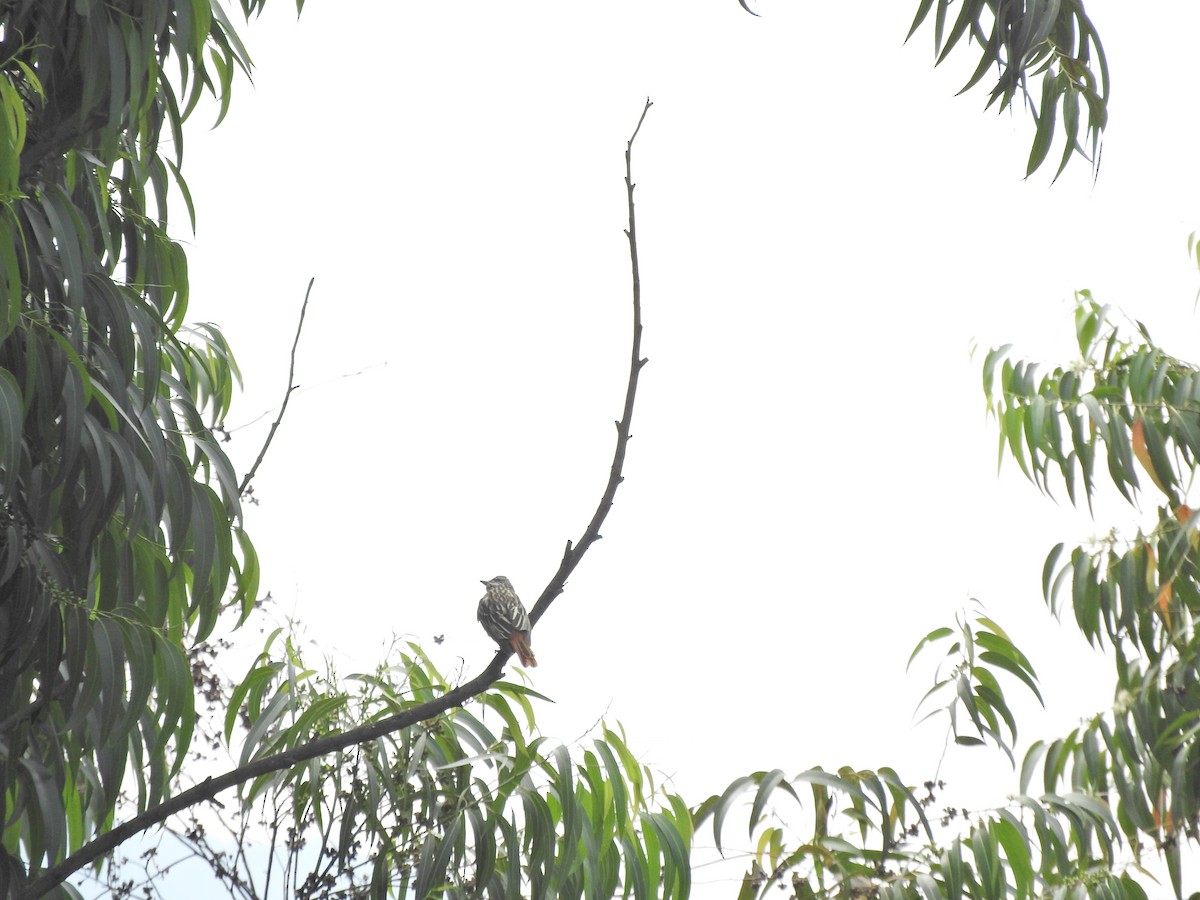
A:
[
  {"xmin": 412, "ymin": 811, "xmax": 463, "ymax": 900},
  {"xmin": 621, "ymin": 833, "xmax": 650, "ymax": 900},
  {"xmin": 993, "ymin": 812, "xmax": 1035, "ymax": 897},
  {"xmin": 908, "ymin": 626, "xmax": 954, "ymax": 670},
  {"xmin": 18, "ymin": 756, "xmax": 66, "ymax": 866},
  {"xmin": 0, "ymin": 213, "xmax": 21, "ymax": 342},
  {"xmin": 1042, "ymin": 543, "xmax": 1065, "ymax": 604},
  {"xmin": 749, "ymin": 770, "xmax": 798, "ymax": 838},
  {"xmin": 644, "ymin": 811, "xmax": 691, "ymax": 898},
  {"xmin": 936, "ymin": 0, "xmax": 981, "ymax": 66},
  {"xmin": 709, "ymin": 775, "xmax": 754, "ymax": 855},
  {"xmin": 1027, "ymin": 71, "xmax": 1061, "ymax": 178},
  {"xmin": 595, "ymin": 738, "xmax": 631, "ymax": 832},
  {"xmin": 975, "ymin": 630, "xmax": 1043, "ymax": 705},
  {"xmin": 0, "ymin": 367, "xmax": 23, "ymax": 497},
  {"xmin": 941, "ymin": 837, "xmax": 966, "ymax": 900},
  {"xmin": 41, "ymin": 188, "xmax": 87, "ymax": 317},
  {"xmin": 982, "ymin": 344, "xmax": 1013, "ymax": 407}
]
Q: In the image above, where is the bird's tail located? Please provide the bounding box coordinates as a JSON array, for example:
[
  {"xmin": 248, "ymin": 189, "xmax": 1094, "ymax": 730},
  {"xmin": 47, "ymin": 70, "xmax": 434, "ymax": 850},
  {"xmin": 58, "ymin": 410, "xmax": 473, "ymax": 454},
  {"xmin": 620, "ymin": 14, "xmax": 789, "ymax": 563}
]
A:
[{"xmin": 508, "ymin": 632, "xmax": 538, "ymax": 667}]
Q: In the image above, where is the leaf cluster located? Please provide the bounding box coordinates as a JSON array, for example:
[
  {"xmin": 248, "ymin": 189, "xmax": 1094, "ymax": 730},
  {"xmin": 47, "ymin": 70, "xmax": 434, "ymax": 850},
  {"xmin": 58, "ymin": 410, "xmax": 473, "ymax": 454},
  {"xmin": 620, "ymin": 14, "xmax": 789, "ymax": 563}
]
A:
[
  {"xmin": 910, "ymin": 611, "xmax": 1043, "ymax": 764},
  {"xmin": 684, "ymin": 291, "xmax": 1200, "ymax": 899},
  {"xmin": 96, "ymin": 634, "xmax": 696, "ymax": 900},
  {"xmin": 907, "ymin": 0, "xmax": 1108, "ymax": 178},
  {"xmin": 0, "ymin": 0, "xmax": 287, "ymax": 889},
  {"xmin": 985, "ymin": 296, "xmax": 1200, "ymax": 896}
]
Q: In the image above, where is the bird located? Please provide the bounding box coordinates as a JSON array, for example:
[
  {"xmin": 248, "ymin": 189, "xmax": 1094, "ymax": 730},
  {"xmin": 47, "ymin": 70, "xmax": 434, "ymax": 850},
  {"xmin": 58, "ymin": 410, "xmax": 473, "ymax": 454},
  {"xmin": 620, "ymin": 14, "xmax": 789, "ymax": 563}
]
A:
[{"xmin": 477, "ymin": 575, "xmax": 537, "ymax": 667}]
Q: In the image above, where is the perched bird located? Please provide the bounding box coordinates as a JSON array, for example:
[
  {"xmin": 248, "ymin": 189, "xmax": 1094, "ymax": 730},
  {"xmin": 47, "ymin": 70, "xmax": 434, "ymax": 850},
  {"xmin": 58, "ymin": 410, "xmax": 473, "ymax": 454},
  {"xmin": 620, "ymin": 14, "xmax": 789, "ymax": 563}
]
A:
[{"xmin": 477, "ymin": 575, "xmax": 538, "ymax": 667}]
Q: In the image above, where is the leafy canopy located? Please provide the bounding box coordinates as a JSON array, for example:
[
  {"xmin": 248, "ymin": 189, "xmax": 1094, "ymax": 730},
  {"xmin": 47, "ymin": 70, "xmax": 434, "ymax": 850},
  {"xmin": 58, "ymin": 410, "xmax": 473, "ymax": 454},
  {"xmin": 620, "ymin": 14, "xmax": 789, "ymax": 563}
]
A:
[
  {"xmin": 0, "ymin": 0, "xmax": 277, "ymax": 890},
  {"xmin": 0, "ymin": 1, "xmax": 1139, "ymax": 898}
]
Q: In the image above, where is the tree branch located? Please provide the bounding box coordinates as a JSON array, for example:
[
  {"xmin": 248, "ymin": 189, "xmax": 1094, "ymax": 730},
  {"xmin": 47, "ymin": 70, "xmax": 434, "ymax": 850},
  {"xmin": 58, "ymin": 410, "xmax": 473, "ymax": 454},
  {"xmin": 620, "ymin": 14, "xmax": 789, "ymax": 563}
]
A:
[
  {"xmin": 18, "ymin": 100, "xmax": 655, "ymax": 900},
  {"xmin": 17, "ymin": 656, "xmax": 507, "ymax": 899},
  {"xmin": 239, "ymin": 278, "xmax": 313, "ymax": 497},
  {"xmin": 529, "ymin": 96, "xmax": 653, "ymax": 625},
  {"xmin": 0, "ymin": 679, "xmax": 69, "ymax": 735}
]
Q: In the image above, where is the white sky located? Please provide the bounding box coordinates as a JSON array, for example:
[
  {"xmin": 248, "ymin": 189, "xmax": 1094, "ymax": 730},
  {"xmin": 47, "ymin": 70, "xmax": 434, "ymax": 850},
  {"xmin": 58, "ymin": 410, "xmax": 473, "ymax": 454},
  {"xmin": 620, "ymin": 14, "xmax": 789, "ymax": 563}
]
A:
[{"xmin": 104, "ymin": 1, "xmax": 1200, "ymax": 895}]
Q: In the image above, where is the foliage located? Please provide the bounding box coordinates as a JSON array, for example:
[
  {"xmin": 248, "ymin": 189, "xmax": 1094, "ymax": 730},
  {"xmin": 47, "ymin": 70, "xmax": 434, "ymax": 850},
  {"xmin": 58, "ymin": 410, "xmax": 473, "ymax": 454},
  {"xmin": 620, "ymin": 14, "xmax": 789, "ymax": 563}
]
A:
[
  {"xmin": 83, "ymin": 572, "xmax": 1183, "ymax": 899},
  {"xmin": 987, "ymin": 298, "xmax": 1200, "ymax": 896},
  {"xmin": 905, "ymin": 0, "xmax": 1109, "ymax": 179},
  {"xmin": 0, "ymin": 1, "xmax": 1161, "ymax": 899},
  {"xmin": 909, "ymin": 609, "xmax": 1043, "ymax": 765},
  {"xmin": 226, "ymin": 635, "xmax": 690, "ymax": 899},
  {"xmin": 690, "ymin": 297, "xmax": 1200, "ymax": 900},
  {"xmin": 0, "ymin": 0, "xmax": 285, "ymax": 890},
  {"xmin": 79, "ymin": 629, "xmax": 694, "ymax": 900},
  {"xmin": 696, "ymin": 624, "xmax": 1137, "ymax": 900}
]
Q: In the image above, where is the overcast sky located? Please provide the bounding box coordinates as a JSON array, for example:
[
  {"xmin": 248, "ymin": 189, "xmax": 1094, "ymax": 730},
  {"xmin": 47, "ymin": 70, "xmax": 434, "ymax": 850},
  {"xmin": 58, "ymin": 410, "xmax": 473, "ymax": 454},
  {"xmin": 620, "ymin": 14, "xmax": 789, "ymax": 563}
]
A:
[{"xmin": 97, "ymin": 1, "xmax": 1200, "ymax": 894}]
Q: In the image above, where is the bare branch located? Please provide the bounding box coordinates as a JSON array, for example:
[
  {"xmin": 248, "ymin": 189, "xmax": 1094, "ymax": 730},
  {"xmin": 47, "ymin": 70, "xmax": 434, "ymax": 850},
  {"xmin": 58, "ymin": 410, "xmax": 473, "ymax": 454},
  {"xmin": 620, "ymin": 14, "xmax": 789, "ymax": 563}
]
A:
[
  {"xmin": 239, "ymin": 278, "xmax": 313, "ymax": 497},
  {"xmin": 529, "ymin": 96, "xmax": 653, "ymax": 625}
]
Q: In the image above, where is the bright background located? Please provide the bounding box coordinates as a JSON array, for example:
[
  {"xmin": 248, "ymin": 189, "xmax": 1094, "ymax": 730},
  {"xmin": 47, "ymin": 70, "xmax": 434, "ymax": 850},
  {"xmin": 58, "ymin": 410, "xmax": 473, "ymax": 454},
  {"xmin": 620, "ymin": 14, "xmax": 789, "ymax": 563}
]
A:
[{"xmin": 125, "ymin": 0, "xmax": 1200, "ymax": 893}]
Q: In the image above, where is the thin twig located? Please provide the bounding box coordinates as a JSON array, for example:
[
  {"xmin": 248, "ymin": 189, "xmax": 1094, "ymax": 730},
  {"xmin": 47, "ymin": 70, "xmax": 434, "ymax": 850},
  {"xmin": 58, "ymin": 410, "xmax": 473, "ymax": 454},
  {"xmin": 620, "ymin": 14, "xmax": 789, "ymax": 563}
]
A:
[
  {"xmin": 18, "ymin": 102, "xmax": 655, "ymax": 899},
  {"xmin": 238, "ymin": 278, "xmax": 313, "ymax": 496},
  {"xmin": 529, "ymin": 96, "xmax": 653, "ymax": 625}
]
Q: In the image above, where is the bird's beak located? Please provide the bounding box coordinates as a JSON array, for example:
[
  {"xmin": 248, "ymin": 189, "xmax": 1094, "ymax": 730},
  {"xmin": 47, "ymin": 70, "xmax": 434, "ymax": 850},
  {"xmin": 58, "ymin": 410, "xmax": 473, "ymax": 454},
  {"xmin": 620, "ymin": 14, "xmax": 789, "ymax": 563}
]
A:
[{"xmin": 480, "ymin": 579, "xmax": 489, "ymax": 586}]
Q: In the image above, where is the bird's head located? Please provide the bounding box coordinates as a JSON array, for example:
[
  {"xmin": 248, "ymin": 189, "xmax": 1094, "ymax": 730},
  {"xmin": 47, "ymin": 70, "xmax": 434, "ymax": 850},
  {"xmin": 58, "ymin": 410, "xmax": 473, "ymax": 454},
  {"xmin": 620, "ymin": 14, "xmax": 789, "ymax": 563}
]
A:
[{"xmin": 483, "ymin": 575, "xmax": 513, "ymax": 589}]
